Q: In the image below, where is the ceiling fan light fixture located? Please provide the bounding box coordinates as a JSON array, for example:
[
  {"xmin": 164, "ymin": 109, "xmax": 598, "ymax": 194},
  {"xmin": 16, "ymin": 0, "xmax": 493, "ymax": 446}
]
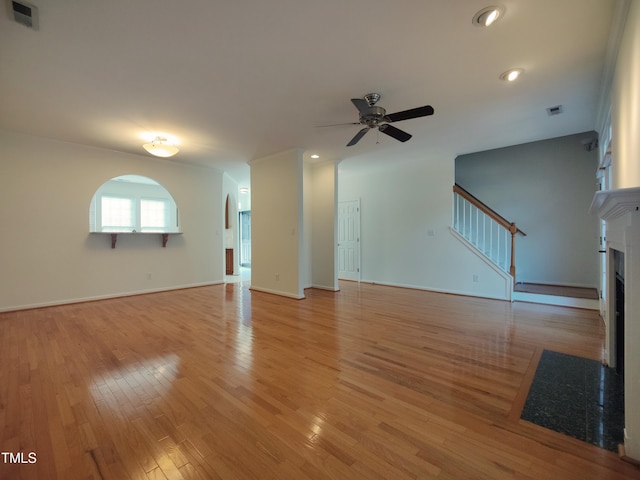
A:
[
  {"xmin": 473, "ymin": 6, "xmax": 504, "ymax": 27},
  {"xmin": 143, "ymin": 136, "xmax": 179, "ymax": 157},
  {"xmin": 500, "ymin": 68, "xmax": 524, "ymax": 82}
]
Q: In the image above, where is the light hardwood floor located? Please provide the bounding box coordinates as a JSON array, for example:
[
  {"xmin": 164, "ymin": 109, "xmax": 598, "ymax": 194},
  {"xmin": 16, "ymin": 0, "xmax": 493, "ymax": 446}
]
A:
[{"xmin": 0, "ymin": 282, "xmax": 638, "ymax": 479}]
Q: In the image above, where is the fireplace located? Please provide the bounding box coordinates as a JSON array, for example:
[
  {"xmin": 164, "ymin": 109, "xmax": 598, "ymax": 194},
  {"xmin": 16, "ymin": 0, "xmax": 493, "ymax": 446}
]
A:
[{"xmin": 590, "ymin": 186, "xmax": 640, "ymax": 461}]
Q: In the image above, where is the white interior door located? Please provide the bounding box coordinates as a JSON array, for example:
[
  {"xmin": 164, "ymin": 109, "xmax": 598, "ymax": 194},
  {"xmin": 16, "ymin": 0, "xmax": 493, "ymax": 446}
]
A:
[{"xmin": 338, "ymin": 200, "xmax": 360, "ymax": 281}]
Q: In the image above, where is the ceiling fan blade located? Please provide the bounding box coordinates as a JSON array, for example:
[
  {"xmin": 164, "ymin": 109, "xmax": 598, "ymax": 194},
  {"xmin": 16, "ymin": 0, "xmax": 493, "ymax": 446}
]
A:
[
  {"xmin": 379, "ymin": 124, "xmax": 412, "ymax": 142},
  {"xmin": 351, "ymin": 98, "xmax": 370, "ymax": 115},
  {"xmin": 384, "ymin": 105, "xmax": 434, "ymax": 123},
  {"xmin": 347, "ymin": 127, "xmax": 370, "ymax": 147},
  {"xmin": 316, "ymin": 122, "xmax": 361, "ymax": 127}
]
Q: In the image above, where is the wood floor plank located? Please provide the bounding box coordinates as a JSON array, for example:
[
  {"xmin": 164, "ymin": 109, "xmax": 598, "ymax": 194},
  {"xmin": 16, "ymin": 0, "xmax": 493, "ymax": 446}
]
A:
[{"xmin": 0, "ymin": 282, "xmax": 638, "ymax": 479}]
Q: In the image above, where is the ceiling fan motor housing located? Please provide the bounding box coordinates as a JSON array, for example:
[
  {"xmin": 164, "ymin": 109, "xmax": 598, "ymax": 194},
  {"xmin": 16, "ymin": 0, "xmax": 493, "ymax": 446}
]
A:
[{"xmin": 360, "ymin": 106, "xmax": 387, "ymax": 127}]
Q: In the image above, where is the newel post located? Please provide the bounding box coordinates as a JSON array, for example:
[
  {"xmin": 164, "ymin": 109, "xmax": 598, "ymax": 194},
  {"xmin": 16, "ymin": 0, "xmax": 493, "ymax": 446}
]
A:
[{"xmin": 509, "ymin": 223, "xmax": 518, "ymax": 281}]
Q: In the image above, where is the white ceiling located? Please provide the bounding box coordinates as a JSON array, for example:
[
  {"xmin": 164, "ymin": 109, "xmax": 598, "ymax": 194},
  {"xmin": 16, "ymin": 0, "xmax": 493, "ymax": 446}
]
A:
[{"xmin": 0, "ymin": 0, "xmax": 616, "ymax": 187}]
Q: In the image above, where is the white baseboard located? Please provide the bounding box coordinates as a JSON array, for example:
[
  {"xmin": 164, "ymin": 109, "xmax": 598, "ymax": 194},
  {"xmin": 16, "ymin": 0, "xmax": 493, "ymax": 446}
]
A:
[
  {"xmin": 0, "ymin": 281, "xmax": 225, "ymax": 313},
  {"xmin": 249, "ymin": 285, "xmax": 305, "ymax": 299},
  {"xmin": 306, "ymin": 284, "xmax": 340, "ymax": 292},
  {"xmin": 362, "ymin": 279, "xmax": 511, "ymax": 302}
]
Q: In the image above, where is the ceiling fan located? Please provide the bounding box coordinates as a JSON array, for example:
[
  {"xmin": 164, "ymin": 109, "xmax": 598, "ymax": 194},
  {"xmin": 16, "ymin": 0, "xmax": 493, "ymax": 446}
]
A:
[{"xmin": 325, "ymin": 93, "xmax": 434, "ymax": 147}]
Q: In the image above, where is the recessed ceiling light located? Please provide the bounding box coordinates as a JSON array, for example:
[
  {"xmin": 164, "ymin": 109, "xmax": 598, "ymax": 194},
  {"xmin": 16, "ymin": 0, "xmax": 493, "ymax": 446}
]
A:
[
  {"xmin": 473, "ymin": 6, "xmax": 504, "ymax": 27},
  {"xmin": 499, "ymin": 68, "xmax": 524, "ymax": 82},
  {"xmin": 310, "ymin": 154, "xmax": 320, "ymax": 159}
]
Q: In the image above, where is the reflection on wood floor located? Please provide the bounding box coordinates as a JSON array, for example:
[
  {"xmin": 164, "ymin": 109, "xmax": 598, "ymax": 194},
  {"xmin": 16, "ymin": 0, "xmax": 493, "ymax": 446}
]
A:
[{"xmin": 0, "ymin": 282, "xmax": 637, "ymax": 479}]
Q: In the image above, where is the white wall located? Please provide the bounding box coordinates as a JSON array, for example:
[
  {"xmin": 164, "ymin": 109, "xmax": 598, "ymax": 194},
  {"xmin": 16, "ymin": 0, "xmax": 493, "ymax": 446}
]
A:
[
  {"xmin": 612, "ymin": 0, "xmax": 640, "ymax": 189},
  {"xmin": 310, "ymin": 161, "xmax": 338, "ymax": 291},
  {"xmin": 456, "ymin": 132, "xmax": 600, "ymax": 287},
  {"xmin": 0, "ymin": 131, "xmax": 223, "ymax": 311},
  {"xmin": 250, "ymin": 149, "xmax": 304, "ymax": 298},
  {"xmin": 338, "ymin": 156, "xmax": 512, "ymax": 300},
  {"xmin": 302, "ymin": 161, "xmax": 313, "ymax": 288},
  {"xmin": 251, "ymin": 152, "xmax": 336, "ymax": 296}
]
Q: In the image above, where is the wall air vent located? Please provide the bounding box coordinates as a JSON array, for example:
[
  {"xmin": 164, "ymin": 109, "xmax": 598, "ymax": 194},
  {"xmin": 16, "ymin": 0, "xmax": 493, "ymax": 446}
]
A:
[
  {"xmin": 10, "ymin": 0, "xmax": 39, "ymax": 30},
  {"xmin": 546, "ymin": 105, "xmax": 563, "ymax": 116}
]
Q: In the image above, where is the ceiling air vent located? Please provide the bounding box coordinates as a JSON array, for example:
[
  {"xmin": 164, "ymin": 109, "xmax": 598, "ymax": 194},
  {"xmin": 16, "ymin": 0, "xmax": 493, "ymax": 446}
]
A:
[
  {"xmin": 546, "ymin": 105, "xmax": 563, "ymax": 116},
  {"xmin": 10, "ymin": 1, "xmax": 39, "ymax": 30}
]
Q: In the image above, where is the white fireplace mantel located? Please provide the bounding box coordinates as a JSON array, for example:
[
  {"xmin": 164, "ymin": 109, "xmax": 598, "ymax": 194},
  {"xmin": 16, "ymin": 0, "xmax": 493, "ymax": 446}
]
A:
[{"xmin": 590, "ymin": 186, "xmax": 640, "ymax": 220}]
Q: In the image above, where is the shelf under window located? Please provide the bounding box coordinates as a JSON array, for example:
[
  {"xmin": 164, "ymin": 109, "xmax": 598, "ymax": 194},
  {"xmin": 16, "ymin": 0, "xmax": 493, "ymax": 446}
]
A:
[{"xmin": 90, "ymin": 232, "xmax": 183, "ymax": 248}]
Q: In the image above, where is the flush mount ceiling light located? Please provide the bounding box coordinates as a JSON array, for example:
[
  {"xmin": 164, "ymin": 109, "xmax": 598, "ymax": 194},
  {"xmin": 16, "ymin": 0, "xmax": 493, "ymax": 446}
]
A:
[
  {"xmin": 473, "ymin": 6, "xmax": 504, "ymax": 27},
  {"xmin": 239, "ymin": 187, "xmax": 249, "ymax": 194},
  {"xmin": 500, "ymin": 68, "xmax": 524, "ymax": 82},
  {"xmin": 310, "ymin": 154, "xmax": 320, "ymax": 159},
  {"xmin": 143, "ymin": 136, "xmax": 179, "ymax": 158}
]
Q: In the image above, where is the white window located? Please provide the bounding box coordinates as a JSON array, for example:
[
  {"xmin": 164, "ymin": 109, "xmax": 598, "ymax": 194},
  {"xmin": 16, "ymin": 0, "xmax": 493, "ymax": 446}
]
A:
[
  {"xmin": 90, "ymin": 175, "xmax": 180, "ymax": 233},
  {"xmin": 101, "ymin": 196, "xmax": 134, "ymax": 232},
  {"xmin": 141, "ymin": 199, "xmax": 168, "ymax": 232}
]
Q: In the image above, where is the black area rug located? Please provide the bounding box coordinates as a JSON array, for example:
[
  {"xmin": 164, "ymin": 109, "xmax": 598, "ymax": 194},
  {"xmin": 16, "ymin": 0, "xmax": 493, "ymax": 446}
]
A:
[{"xmin": 521, "ymin": 350, "xmax": 624, "ymax": 451}]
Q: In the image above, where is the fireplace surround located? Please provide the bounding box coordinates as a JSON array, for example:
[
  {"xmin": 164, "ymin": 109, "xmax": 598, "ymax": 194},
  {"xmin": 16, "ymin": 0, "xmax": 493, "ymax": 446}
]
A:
[{"xmin": 590, "ymin": 186, "xmax": 640, "ymax": 461}]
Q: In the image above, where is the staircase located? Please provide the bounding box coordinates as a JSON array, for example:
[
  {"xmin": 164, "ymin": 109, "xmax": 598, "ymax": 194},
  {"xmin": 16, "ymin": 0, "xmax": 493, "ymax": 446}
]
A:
[
  {"xmin": 452, "ymin": 184, "xmax": 525, "ymax": 278},
  {"xmin": 452, "ymin": 184, "xmax": 598, "ymax": 309}
]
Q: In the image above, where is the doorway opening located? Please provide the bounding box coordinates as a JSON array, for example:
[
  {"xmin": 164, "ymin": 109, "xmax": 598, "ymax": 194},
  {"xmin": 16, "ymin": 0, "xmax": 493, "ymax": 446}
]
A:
[{"xmin": 239, "ymin": 211, "xmax": 251, "ymax": 267}]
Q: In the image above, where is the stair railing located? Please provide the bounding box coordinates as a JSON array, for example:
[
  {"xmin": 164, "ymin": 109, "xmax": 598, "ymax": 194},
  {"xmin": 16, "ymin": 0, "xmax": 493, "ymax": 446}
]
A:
[{"xmin": 452, "ymin": 184, "xmax": 526, "ymax": 280}]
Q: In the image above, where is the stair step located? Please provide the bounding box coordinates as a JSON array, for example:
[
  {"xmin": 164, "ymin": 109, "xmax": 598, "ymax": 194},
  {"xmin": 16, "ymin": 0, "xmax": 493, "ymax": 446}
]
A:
[
  {"xmin": 513, "ymin": 283, "xmax": 599, "ymax": 310},
  {"xmin": 514, "ymin": 283, "xmax": 598, "ymax": 299},
  {"xmin": 513, "ymin": 291, "xmax": 599, "ymax": 310}
]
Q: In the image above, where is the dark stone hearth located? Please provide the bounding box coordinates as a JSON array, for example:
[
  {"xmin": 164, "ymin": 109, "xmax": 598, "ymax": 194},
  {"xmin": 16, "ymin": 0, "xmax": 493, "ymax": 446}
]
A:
[{"xmin": 521, "ymin": 350, "xmax": 624, "ymax": 452}]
